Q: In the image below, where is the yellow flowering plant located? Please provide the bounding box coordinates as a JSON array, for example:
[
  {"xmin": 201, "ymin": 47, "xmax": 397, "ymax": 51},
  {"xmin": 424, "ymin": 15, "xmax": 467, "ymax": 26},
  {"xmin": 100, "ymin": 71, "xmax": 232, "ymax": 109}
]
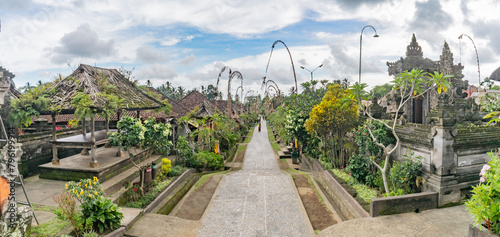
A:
[{"xmin": 65, "ymin": 177, "xmax": 103, "ymax": 203}]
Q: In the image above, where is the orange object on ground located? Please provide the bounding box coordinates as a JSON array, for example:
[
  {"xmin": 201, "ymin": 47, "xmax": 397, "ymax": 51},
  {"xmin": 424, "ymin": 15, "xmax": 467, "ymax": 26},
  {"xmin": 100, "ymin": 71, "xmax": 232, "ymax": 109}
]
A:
[{"xmin": 0, "ymin": 176, "xmax": 9, "ymax": 216}]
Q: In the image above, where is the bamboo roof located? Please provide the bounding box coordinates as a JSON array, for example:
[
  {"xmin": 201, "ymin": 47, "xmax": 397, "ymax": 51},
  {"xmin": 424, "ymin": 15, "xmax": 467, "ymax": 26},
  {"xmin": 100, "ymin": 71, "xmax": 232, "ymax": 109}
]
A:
[{"xmin": 49, "ymin": 64, "xmax": 161, "ymax": 113}]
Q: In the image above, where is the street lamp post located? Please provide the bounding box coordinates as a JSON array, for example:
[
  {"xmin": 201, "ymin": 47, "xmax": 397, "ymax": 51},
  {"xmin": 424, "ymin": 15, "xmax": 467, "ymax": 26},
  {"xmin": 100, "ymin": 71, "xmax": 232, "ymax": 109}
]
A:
[
  {"xmin": 300, "ymin": 64, "xmax": 323, "ymax": 81},
  {"xmin": 458, "ymin": 34, "xmax": 481, "ymax": 87},
  {"xmin": 359, "ymin": 25, "xmax": 379, "ymax": 84}
]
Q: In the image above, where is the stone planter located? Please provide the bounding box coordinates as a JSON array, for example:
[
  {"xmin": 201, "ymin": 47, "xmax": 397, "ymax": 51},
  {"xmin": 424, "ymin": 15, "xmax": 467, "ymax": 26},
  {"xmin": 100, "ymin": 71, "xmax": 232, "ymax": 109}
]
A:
[{"xmin": 468, "ymin": 223, "xmax": 498, "ymax": 237}]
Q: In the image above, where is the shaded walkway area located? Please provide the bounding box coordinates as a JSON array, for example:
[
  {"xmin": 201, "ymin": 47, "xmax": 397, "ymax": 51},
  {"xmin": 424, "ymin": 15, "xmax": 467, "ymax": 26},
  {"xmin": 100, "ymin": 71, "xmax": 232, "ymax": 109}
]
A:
[{"xmin": 198, "ymin": 121, "xmax": 312, "ymax": 236}]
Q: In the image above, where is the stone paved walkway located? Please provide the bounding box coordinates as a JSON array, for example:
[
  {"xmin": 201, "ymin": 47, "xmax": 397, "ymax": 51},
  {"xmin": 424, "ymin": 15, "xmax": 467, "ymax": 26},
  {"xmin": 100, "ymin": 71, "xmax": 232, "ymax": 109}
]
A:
[{"xmin": 198, "ymin": 120, "xmax": 313, "ymax": 237}]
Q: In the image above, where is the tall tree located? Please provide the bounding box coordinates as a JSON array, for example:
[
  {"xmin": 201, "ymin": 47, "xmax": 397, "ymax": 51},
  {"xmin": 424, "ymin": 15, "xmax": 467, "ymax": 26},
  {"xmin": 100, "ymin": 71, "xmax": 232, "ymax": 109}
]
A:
[
  {"xmin": 305, "ymin": 84, "xmax": 359, "ymax": 168},
  {"xmin": 370, "ymin": 83, "xmax": 392, "ymax": 98}
]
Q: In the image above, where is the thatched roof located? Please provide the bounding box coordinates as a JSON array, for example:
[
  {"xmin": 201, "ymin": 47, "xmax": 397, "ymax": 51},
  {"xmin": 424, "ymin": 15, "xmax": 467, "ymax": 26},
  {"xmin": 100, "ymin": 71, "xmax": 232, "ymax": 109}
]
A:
[{"xmin": 49, "ymin": 64, "xmax": 161, "ymax": 113}]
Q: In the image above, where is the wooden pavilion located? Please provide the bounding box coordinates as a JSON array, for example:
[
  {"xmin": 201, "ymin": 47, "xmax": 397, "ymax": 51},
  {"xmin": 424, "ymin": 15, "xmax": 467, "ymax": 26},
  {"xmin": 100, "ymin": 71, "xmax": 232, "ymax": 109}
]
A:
[{"xmin": 47, "ymin": 64, "xmax": 162, "ymax": 168}]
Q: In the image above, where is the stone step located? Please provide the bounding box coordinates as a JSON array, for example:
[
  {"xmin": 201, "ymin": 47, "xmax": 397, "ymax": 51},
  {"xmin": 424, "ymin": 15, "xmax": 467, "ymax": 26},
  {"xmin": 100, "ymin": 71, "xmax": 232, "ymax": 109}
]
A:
[
  {"xmin": 283, "ymin": 147, "xmax": 291, "ymax": 155},
  {"xmin": 278, "ymin": 151, "xmax": 291, "ymax": 159}
]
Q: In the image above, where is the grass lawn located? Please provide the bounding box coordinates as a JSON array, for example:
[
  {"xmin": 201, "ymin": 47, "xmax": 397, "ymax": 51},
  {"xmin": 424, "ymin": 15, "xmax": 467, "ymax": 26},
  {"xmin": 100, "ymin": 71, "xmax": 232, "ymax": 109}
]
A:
[
  {"xmin": 271, "ymin": 142, "xmax": 280, "ymax": 152},
  {"xmin": 235, "ymin": 144, "xmax": 248, "ymax": 162},
  {"xmin": 331, "ymin": 169, "xmax": 379, "ymax": 203},
  {"xmin": 30, "ymin": 215, "xmax": 69, "ymax": 237},
  {"xmin": 194, "ymin": 170, "xmax": 232, "ymax": 191},
  {"xmin": 244, "ymin": 131, "xmax": 253, "ymax": 143}
]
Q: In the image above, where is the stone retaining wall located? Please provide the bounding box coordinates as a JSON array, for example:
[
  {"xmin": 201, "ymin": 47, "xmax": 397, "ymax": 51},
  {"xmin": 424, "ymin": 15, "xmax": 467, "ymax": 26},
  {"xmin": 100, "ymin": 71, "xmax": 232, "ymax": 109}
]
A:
[
  {"xmin": 302, "ymin": 156, "xmax": 369, "ymax": 220},
  {"xmin": 18, "ymin": 127, "xmax": 82, "ymax": 177},
  {"xmin": 370, "ymin": 192, "xmax": 438, "ymax": 217}
]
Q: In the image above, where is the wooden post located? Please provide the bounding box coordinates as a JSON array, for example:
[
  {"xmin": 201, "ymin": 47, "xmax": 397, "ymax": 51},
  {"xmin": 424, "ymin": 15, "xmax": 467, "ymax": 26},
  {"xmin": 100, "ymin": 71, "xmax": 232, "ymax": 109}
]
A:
[
  {"xmin": 89, "ymin": 114, "xmax": 98, "ymax": 168},
  {"xmin": 81, "ymin": 118, "xmax": 89, "ymax": 155},
  {"xmin": 82, "ymin": 118, "xmax": 87, "ymax": 136},
  {"xmin": 51, "ymin": 114, "xmax": 59, "ymax": 165},
  {"xmin": 105, "ymin": 116, "xmax": 109, "ymax": 133},
  {"xmin": 116, "ymin": 111, "xmax": 124, "ymax": 157}
]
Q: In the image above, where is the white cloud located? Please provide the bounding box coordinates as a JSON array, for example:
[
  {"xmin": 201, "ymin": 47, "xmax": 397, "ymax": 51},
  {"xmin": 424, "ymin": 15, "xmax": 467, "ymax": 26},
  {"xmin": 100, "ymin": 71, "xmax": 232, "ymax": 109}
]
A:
[
  {"xmin": 180, "ymin": 54, "xmax": 196, "ymax": 65},
  {"xmin": 161, "ymin": 38, "xmax": 181, "ymax": 46},
  {"xmin": 49, "ymin": 23, "xmax": 116, "ymax": 64},
  {"xmin": 0, "ymin": 0, "xmax": 499, "ymax": 90},
  {"xmin": 136, "ymin": 46, "xmax": 169, "ymax": 63},
  {"xmin": 136, "ymin": 64, "xmax": 178, "ymax": 82}
]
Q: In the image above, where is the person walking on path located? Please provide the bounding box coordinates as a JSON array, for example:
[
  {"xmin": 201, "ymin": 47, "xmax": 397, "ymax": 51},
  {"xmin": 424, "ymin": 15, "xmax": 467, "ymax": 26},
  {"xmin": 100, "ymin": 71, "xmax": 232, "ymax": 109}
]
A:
[{"xmin": 197, "ymin": 120, "xmax": 313, "ymax": 236}]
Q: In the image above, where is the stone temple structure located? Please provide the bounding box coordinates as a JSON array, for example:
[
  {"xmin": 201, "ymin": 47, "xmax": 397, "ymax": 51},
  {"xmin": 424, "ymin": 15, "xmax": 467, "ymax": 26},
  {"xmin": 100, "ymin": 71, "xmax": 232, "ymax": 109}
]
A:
[
  {"xmin": 382, "ymin": 34, "xmax": 500, "ymax": 205},
  {"xmin": 385, "ymin": 34, "xmax": 481, "ymax": 125}
]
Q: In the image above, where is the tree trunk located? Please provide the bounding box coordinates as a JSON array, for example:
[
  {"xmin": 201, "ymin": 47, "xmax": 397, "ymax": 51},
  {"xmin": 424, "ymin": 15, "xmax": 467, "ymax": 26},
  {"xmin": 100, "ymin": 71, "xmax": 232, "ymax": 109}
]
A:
[
  {"xmin": 381, "ymin": 167, "xmax": 390, "ymax": 195},
  {"xmin": 139, "ymin": 167, "xmax": 145, "ymax": 196}
]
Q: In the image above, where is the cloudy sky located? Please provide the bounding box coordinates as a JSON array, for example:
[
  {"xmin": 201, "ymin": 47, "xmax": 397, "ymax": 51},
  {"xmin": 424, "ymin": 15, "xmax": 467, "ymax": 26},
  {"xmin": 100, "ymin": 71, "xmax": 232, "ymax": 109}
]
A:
[{"xmin": 0, "ymin": 0, "xmax": 499, "ymax": 98}]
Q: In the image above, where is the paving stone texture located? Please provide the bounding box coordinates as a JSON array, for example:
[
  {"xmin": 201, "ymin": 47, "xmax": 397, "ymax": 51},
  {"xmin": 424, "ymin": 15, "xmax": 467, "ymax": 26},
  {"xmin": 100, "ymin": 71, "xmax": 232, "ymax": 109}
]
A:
[{"xmin": 198, "ymin": 120, "xmax": 312, "ymax": 237}]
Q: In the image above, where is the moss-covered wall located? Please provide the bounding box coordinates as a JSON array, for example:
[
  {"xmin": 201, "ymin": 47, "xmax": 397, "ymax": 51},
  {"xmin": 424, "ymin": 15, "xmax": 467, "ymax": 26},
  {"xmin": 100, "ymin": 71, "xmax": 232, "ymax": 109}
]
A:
[
  {"xmin": 18, "ymin": 127, "xmax": 82, "ymax": 177},
  {"xmin": 455, "ymin": 124, "xmax": 500, "ymax": 150},
  {"xmin": 395, "ymin": 123, "xmax": 433, "ymax": 147}
]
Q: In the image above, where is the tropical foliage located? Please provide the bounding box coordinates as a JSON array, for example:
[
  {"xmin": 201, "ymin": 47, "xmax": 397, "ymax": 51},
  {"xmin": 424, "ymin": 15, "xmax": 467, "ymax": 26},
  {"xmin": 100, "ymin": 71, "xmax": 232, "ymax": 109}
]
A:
[
  {"xmin": 108, "ymin": 116, "xmax": 173, "ymax": 195},
  {"xmin": 55, "ymin": 177, "xmax": 123, "ymax": 236},
  {"xmin": 351, "ymin": 69, "xmax": 451, "ymax": 195},
  {"xmin": 466, "ymin": 150, "xmax": 500, "ymax": 234},
  {"xmin": 306, "ymin": 84, "xmax": 359, "ymax": 168}
]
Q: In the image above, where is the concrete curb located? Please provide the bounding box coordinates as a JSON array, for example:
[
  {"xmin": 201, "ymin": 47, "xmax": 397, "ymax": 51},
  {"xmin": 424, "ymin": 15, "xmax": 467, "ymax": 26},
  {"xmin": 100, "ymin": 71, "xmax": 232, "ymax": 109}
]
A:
[
  {"xmin": 286, "ymin": 173, "xmax": 317, "ymax": 236},
  {"xmin": 143, "ymin": 169, "xmax": 196, "ymax": 214}
]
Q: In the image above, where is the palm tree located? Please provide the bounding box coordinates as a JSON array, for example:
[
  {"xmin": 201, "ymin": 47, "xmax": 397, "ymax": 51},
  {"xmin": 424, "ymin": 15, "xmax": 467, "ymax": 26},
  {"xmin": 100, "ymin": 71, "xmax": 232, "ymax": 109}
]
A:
[
  {"xmin": 320, "ymin": 79, "xmax": 329, "ymax": 88},
  {"xmin": 177, "ymin": 86, "xmax": 186, "ymax": 100}
]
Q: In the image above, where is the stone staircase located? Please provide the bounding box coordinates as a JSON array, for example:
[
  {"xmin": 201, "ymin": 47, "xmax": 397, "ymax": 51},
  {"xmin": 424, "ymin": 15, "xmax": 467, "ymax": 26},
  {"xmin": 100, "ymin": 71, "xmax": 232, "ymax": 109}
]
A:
[{"xmin": 278, "ymin": 145, "xmax": 293, "ymax": 159}]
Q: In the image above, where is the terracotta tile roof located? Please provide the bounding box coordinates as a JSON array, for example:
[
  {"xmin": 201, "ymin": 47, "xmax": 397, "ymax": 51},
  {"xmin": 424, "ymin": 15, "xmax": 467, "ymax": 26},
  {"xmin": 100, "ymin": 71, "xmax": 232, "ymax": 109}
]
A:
[
  {"xmin": 142, "ymin": 87, "xmax": 189, "ymax": 119},
  {"xmin": 178, "ymin": 90, "xmax": 212, "ymax": 113}
]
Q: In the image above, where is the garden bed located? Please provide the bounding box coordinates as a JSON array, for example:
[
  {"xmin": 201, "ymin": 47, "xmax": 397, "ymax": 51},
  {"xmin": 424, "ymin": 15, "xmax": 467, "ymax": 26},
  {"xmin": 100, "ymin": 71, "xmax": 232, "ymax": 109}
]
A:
[
  {"xmin": 291, "ymin": 170, "xmax": 337, "ymax": 232},
  {"xmin": 302, "ymin": 156, "xmax": 370, "ymax": 220},
  {"xmin": 328, "ymin": 169, "xmax": 379, "ymax": 212},
  {"xmin": 115, "ymin": 168, "xmax": 192, "ymax": 209},
  {"xmin": 170, "ymin": 171, "xmax": 227, "ymax": 220}
]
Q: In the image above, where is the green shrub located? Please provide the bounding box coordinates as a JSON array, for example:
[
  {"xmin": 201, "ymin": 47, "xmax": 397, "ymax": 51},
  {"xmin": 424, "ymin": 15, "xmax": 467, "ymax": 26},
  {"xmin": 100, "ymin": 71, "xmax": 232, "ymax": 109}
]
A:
[
  {"xmin": 346, "ymin": 154, "xmax": 377, "ymax": 187},
  {"xmin": 466, "ymin": 150, "xmax": 500, "ymax": 234},
  {"xmin": 124, "ymin": 178, "xmax": 173, "ymax": 208},
  {"xmin": 331, "ymin": 169, "xmax": 378, "ymax": 204},
  {"xmin": 176, "ymin": 136, "xmax": 194, "ymax": 166},
  {"xmin": 169, "ymin": 165, "xmax": 183, "ymax": 177},
  {"xmin": 195, "ymin": 151, "xmax": 224, "ymax": 171},
  {"xmin": 389, "ymin": 151, "xmax": 422, "ymax": 194},
  {"xmin": 185, "ymin": 154, "xmax": 204, "ymax": 169},
  {"xmin": 81, "ymin": 196, "xmax": 123, "ymax": 233}
]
